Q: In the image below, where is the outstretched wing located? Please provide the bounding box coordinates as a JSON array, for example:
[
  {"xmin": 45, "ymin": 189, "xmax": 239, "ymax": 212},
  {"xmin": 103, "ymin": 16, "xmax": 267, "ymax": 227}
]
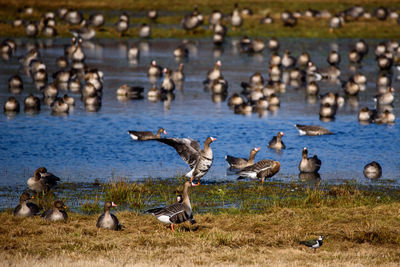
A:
[{"xmin": 156, "ymin": 138, "xmax": 201, "ymax": 169}]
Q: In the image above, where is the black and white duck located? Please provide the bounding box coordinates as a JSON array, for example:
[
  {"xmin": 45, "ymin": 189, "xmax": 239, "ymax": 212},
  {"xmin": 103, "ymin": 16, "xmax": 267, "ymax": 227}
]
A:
[
  {"xmin": 41, "ymin": 200, "xmax": 68, "ymax": 222},
  {"xmin": 128, "ymin": 128, "xmax": 167, "ymax": 141},
  {"xmin": 299, "ymin": 147, "xmax": 321, "ymax": 173},
  {"xmin": 96, "ymin": 202, "xmax": 121, "ymax": 230},
  {"xmin": 147, "ymin": 181, "xmax": 195, "ymax": 232},
  {"xmin": 155, "ymin": 137, "xmax": 216, "ymax": 186},
  {"xmin": 300, "ymin": 236, "xmax": 324, "ymax": 252},
  {"xmin": 225, "ymin": 147, "xmax": 260, "ymax": 170},
  {"xmin": 236, "ymin": 159, "xmax": 280, "ymax": 182},
  {"xmin": 13, "ymin": 192, "xmax": 40, "ymax": 217}
]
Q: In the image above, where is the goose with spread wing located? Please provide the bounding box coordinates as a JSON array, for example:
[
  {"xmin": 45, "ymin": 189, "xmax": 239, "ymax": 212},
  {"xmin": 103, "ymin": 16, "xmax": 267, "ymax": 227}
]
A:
[
  {"xmin": 155, "ymin": 136, "xmax": 216, "ymax": 186},
  {"xmin": 147, "ymin": 181, "xmax": 195, "ymax": 232}
]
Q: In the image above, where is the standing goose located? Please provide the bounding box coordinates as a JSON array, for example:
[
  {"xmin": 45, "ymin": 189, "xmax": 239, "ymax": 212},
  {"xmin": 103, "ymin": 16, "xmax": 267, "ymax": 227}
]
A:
[
  {"xmin": 13, "ymin": 192, "xmax": 40, "ymax": 217},
  {"xmin": 295, "ymin": 124, "xmax": 333, "ymax": 136},
  {"xmin": 268, "ymin": 132, "xmax": 286, "ymax": 150},
  {"xmin": 41, "ymin": 200, "xmax": 68, "ymax": 221},
  {"xmin": 155, "ymin": 137, "xmax": 216, "ymax": 186},
  {"xmin": 299, "ymin": 147, "xmax": 321, "ymax": 173},
  {"xmin": 96, "ymin": 202, "xmax": 121, "ymax": 230},
  {"xmin": 236, "ymin": 159, "xmax": 280, "ymax": 183},
  {"xmin": 225, "ymin": 147, "xmax": 260, "ymax": 170},
  {"xmin": 128, "ymin": 128, "xmax": 167, "ymax": 141},
  {"xmin": 147, "ymin": 181, "xmax": 195, "ymax": 232}
]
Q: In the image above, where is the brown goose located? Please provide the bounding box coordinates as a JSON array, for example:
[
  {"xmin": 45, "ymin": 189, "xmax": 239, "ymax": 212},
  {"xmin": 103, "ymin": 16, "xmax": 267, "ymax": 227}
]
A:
[
  {"xmin": 27, "ymin": 167, "xmax": 60, "ymax": 193},
  {"xmin": 363, "ymin": 161, "xmax": 382, "ymax": 179},
  {"xmin": 236, "ymin": 159, "xmax": 280, "ymax": 182},
  {"xmin": 96, "ymin": 202, "xmax": 121, "ymax": 230},
  {"xmin": 155, "ymin": 137, "xmax": 216, "ymax": 186},
  {"xmin": 225, "ymin": 147, "xmax": 260, "ymax": 170},
  {"xmin": 299, "ymin": 147, "xmax": 321, "ymax": 173},
  {"xmin": 268, "ymin": 132, "xmax": 286, "ymax": 150},
  {"xmin": 295, "ymin": 124, "xmax": 333, "ymax": 136},
  {"xmin": 128, "ymin": 128, "xmax": 167, "ymax": 141},
  {"xmin": 13, "ymin": 192, "xmax": 40, "ymax": 217},
  {"xmin": 147, "ymin": 181, "xmax": 195, "ymax": 232},
  {"xmin": 41, "ymin": 200, "xmax": 68, "ymax": 221}
]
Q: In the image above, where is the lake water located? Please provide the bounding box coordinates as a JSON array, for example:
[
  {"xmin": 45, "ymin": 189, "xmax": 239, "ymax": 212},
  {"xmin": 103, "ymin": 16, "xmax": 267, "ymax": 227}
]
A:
[{"xmin": 0, "ymin": 37, "xmax": 399, "ymax": 188}]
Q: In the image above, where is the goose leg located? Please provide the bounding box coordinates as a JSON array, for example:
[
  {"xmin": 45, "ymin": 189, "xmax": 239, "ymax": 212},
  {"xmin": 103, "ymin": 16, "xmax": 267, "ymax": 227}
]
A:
[
  {"xmin": 190, "ymin": 177, "xmax": 200, "ymax": 187},
  {"xmin": 170, "ymin": 224, "xmax": 174, "ymax": 232}
]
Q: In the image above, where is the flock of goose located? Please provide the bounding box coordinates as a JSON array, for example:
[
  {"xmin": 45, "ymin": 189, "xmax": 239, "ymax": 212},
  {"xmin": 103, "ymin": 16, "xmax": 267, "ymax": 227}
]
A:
[{"xmin": 2, "ymin": 3, "xmax": 397, "ymax": 237}]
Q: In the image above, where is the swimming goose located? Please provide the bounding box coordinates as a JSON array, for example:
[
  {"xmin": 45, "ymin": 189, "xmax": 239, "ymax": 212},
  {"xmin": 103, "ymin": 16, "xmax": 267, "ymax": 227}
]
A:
[
  {"xmin": 96, "ymin": 202, "xmax": 121, "ymax": 230},
  {"xmin": 297, "ymin": 52, "xmax": 310, "ymax": 67},
  {"xmin": 147, "ymin": 60, "xmax": 163, "ymax": 78},
  {"xmin": 299, "ymin": 147, "xmax": 321, "ymax": 173},
  {"xmin": 375, "ymin": 87, "xmax": 395, "ymax": 105},
  {"xmin": 327, "ymin": 50, "xmax": 340, "ymax": 66},
  {"xmin": 306, "ymin": 81, "xmax": 319, "ymax": 95},
  {"xmin": 51, "ymin": 98, "xmax": 69, "ymax": 114},
  {"xmin": 268, "ymin": 132, "xmax": 286, "ymax": 150},
  {"xmin": 363, "ymin": 161, "xmax": 382, "ymax": 179},
  {"xmin": 295, "ymin": 124, "xmax": 333, "ymax": 136},
  {"xmin": 373, "ymin": 109, "xmax": 395, "ymax": 124},
  {"xmin": 358, "ymin": 107, "xmax": 376, "ymax": 123},
  {"xmin": 8, "ymin": 75, "xmax": 23, "ymax": 93},
  {"xmin": 4, "ymin": 96, "xmax": 20, "ymax": 113},
  {"xmin": 161, "ymin": 68, "xmax": 175, "ymax": 92},
  {"xmin": 172, "ymin": 63, "xmax": 185, "ymax": 82},
  {"xmin": 205, "ymin": 60, "xmax": 222, "ymax": 83},
  {"xmin": 236, "ymin": 159, "xmax": 280, "ymax": 182},
  {"xmin": 156, "ymin": 137, "xmax": 216, "ymax": 186},
  {"xmin": 147, "ymin": 181, "xmax": 195, "ymax": 232},
  {"xmin": 41, "ymin": 200, "xmax": 68, "ymax": 221},
  {"xmin": 300, "ymin": 236, "xmax": 324, "ymax": 252},
  {"xmin": 24, "ymin": 94, "xmax": 41, "ymax": 112},
  {"xmin": 210, "ymin": 77, "xmax": 228, "ymax": 95},
  {"xmin": 173, "ymin": 45, "xmax": 189, "ymax": 58},
  {"xmin": 13, "ymin": 192, "xmax": 40, "ymax": 217},
  {"xmin": 225, "ymin": 147, "xmax": 260, "ymax": 170},
  {"xmin": 128, "ymin": 128, "xmax": 167, "ymax": 141},
  {"xmin": 116, "ymin": 84, "xmax": 144, "ymax": 99},
  {"xmin": 127, "ymin": 45, "xmax": 140, "ymax": 60},
  {"xmin": 268, "ymin": 37, "xmax": 280, "ymax": 51}
]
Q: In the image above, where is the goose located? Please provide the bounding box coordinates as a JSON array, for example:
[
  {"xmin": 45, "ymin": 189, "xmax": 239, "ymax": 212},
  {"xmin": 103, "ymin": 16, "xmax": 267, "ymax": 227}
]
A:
[
  {"xmin": 358, "ymin": 107, "xmax": 376, "ymax": 123},
  {"xmin": 64, "ymin": 10, "xmax": 84, "ymax": 25},
  {"xmin": 373, "ymin": 109, "xmax": 395, "ymax": 124},
  {"xmin": 297, "ymin": 52, "xmax": 310, "ymax": 67},
  {"xmin": 172, "ymin": 63, "xmax": 185, "ymax": 82},
  {"xmin": 225, "ymin": 147, "xmax": 260, "ymax": 170},
  {"xmin": 230, "ymin": 3, "xmax": 243, "ymax": 30},
  {"xmin": 329, "ymin": 15, "xmax": 342, "ymax": 32},
  {"xmin": 299, "ymin": 147, "xmax": 321, "ymax": 173},
  {"xmin": 13, "ymin": 192, "xmax": 40, "ymax": 217},
  {"xmin": 25, "ymin": 21, "xmax": 38, "ymax": 37},
  {"xmin": 268, "ymin": 37, "xmax": 280, "ymax": 51},
  {"xmin": 260, "ymin": 14, "xmax": 273, "ymax": 24},
  {"xmin": 161, "ymin": 68, "xmax": 175, "ymax": 92},
  {"xmin": 127, "ymin": 45, "xmax": 140, "ymax": 60},
  {"xmin": 236, "ymin": 159, "xmax": 280, "ymax": 182},
  {"xmin": 24, "ymin": 94, "xmax": 40, "ymax": 111},
  {"xmin": 281, "ymin": 10, "xmax": 297, "ymax": 27},
  {"xmin": 363, "ymin": 161, "xmax": 382, "ymax": 179},
  {"xmin": 96, "ymin": 202, "xmax": 121, "ymax": 230},
  {"xmin": 4, "ymin": 96, "xmax": 20, "ymax": 112},
  {"xmin": 41, "ymin": 200, "xmax": 68, "ymax": 221},
  {"xmin": 209, "ymin": 10, "xmax": 223, "ymax": 26},
  {"xmin": 355, "ymin": 39, "xmax": 368, "ymax": 56},
  {"xmin": 89, "ymin": 13, "xmax": 105, "ymax": 28},
  {"xmin": 375, "ymin": 87, "xmax": 395, "ymax": 105},
  {"xmin": 116, "ymin": 84, "xmax": 144, "ymax": 99},
  {"xmin": 147, "ymin": 181, "xmax": 195, "ymax": 232},
  {"xmin": 27, "ymin": 167, "xmax": 60, "ymax": 193},
  {"xmin": 181, "ymin": 6, "xmax": 202, "ymax": 32},
  {"xmin": 306, "ymin": 81, "xmax": 319, "ymax": 95},
  {"xmin": 300, "ymin": 236, "xmax": 324, "ymax": 252},
  {"xmin": 155, "ymin": 137, "xmax": 216, "ymax": 186},
  {"xmin": 116, "ymin": 13, "xmax": 129, "ymax": 37},
  {"xmin": 56, "ymin": 56, "xmax": 68, "ymax": 69},
  {"xmin": 327, "ymin": 50, "xmax": 340, "ymax": 65},
  {"xmin": 268, "ymin": 132, "xmax": 286, "ymax": 150},
  {"xmin": 148, "ymin": 10, "xmax": 158, "ymax": 21},
  {"xmin": 8, "ymin": 75, "xmax": 23, "ymax": 92},
  {"xmin": 228, "ymin": 93, "xmax": 244, "ymax": 107},
  {"xmin": 295, "ymin": 124, "xmax": 333, "ymax": 136},
  {"xmin": 173, "ymin": 45, "xmax": 189, "ymax": 58},
  {"xmin": 63, "ymin": 94, "xmax": 75, "ymax": 106},
  {"xmin": 205, "ymin": 60, "xmax": 222, "ymax": 83},
  {"xmin": 138, "ymin": 23, "xmax": 151, "ymax": 38},
  {"xmin": 147, "ymin": 60, "xmax": 163, "ymax": 78},
  {"xmin": 210, "ymin": 77, "xmax": 228, "ymax": 95},
  {"xmin": 51, "ymin": 98, "xmax": 69, "ymax": 114},
  {"xmin": 128, "ymin": 128, "xmax": 167, "ymax": 141},
  {"xmin": 319, "ymin": 103, "xmax": 336, "ymax": 119},
  {"xmin": 147, "ymin": 86, "xmax": 162, "ymax": 101}
]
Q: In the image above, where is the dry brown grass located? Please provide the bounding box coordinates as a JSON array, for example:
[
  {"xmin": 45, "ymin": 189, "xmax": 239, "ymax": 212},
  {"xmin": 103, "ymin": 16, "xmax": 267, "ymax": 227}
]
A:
[{"xmin": 2, "ymin": 203, "xmax": 400, "ymax": 266}]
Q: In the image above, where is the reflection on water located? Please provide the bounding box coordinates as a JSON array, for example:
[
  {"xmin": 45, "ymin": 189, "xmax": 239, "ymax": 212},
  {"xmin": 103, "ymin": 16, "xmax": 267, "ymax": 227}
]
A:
[{"xmin": 0, "ymin": 37, "xmax": 399, "ymax": 187}]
